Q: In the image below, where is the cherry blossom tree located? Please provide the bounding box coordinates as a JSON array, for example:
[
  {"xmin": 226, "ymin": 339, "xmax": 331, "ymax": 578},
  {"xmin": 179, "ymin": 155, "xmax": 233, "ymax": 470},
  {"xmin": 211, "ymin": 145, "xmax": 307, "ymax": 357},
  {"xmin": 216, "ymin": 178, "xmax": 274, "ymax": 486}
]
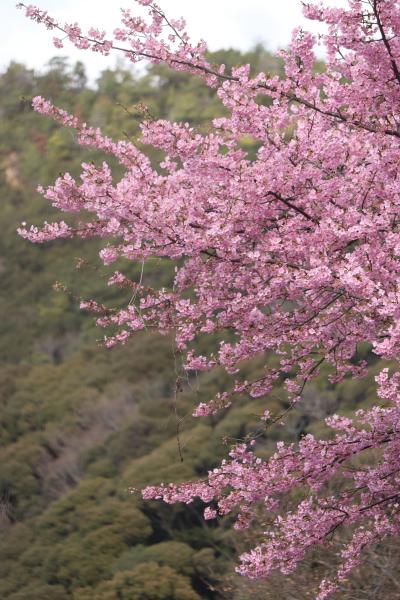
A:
[{"xmin": 18, "ymin": 0, "xmax": 400, "ymax": 597}]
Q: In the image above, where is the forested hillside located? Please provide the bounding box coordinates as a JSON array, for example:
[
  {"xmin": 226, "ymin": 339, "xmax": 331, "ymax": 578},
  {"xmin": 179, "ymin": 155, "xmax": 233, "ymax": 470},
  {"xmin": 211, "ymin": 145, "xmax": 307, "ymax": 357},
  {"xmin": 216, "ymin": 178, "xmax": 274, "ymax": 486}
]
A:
[{"xmin": 1, "ymin": 49, "xmax": 399, "ymax": 599}]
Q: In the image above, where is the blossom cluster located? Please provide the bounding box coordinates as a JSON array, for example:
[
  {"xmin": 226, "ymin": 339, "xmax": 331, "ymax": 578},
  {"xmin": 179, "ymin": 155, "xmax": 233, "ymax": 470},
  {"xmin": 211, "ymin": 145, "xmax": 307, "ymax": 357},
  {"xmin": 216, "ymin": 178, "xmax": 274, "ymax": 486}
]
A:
[
  {"xmin": 144, "ymin": 369, "xmax": 400, "ymax": 597},
  {"xmin": 20, "ymin": 0, "xmax": 400, "ymax": 597}
]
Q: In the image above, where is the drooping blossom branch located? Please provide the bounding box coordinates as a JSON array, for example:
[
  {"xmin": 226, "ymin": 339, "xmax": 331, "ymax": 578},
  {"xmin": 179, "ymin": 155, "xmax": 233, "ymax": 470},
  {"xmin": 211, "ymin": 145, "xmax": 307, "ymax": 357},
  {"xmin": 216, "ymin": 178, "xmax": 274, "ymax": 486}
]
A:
[
  {"xmin": 143, "ymin": 369, "xmax": 400, "ymax": 598},
  {"xmin": 19, "ymin": 0, "xmax": 400, "ymax": 597}
]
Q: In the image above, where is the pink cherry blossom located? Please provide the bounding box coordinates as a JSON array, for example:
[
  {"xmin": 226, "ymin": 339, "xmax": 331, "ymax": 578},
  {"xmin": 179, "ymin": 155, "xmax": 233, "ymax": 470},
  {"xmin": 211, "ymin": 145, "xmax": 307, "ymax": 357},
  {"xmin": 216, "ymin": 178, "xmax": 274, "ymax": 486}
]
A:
[{"xmin": 19, "ymin": 0, "xmax": 400, "ymax": 596}]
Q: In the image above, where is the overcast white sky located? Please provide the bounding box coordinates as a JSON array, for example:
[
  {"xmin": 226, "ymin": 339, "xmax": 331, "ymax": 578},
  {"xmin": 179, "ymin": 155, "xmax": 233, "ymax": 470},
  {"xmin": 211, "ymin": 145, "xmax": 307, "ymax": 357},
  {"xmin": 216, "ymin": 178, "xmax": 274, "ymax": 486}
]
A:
[{"xmin": 3, "ymin": 0, "xmax": 348, "ymax": 81}]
